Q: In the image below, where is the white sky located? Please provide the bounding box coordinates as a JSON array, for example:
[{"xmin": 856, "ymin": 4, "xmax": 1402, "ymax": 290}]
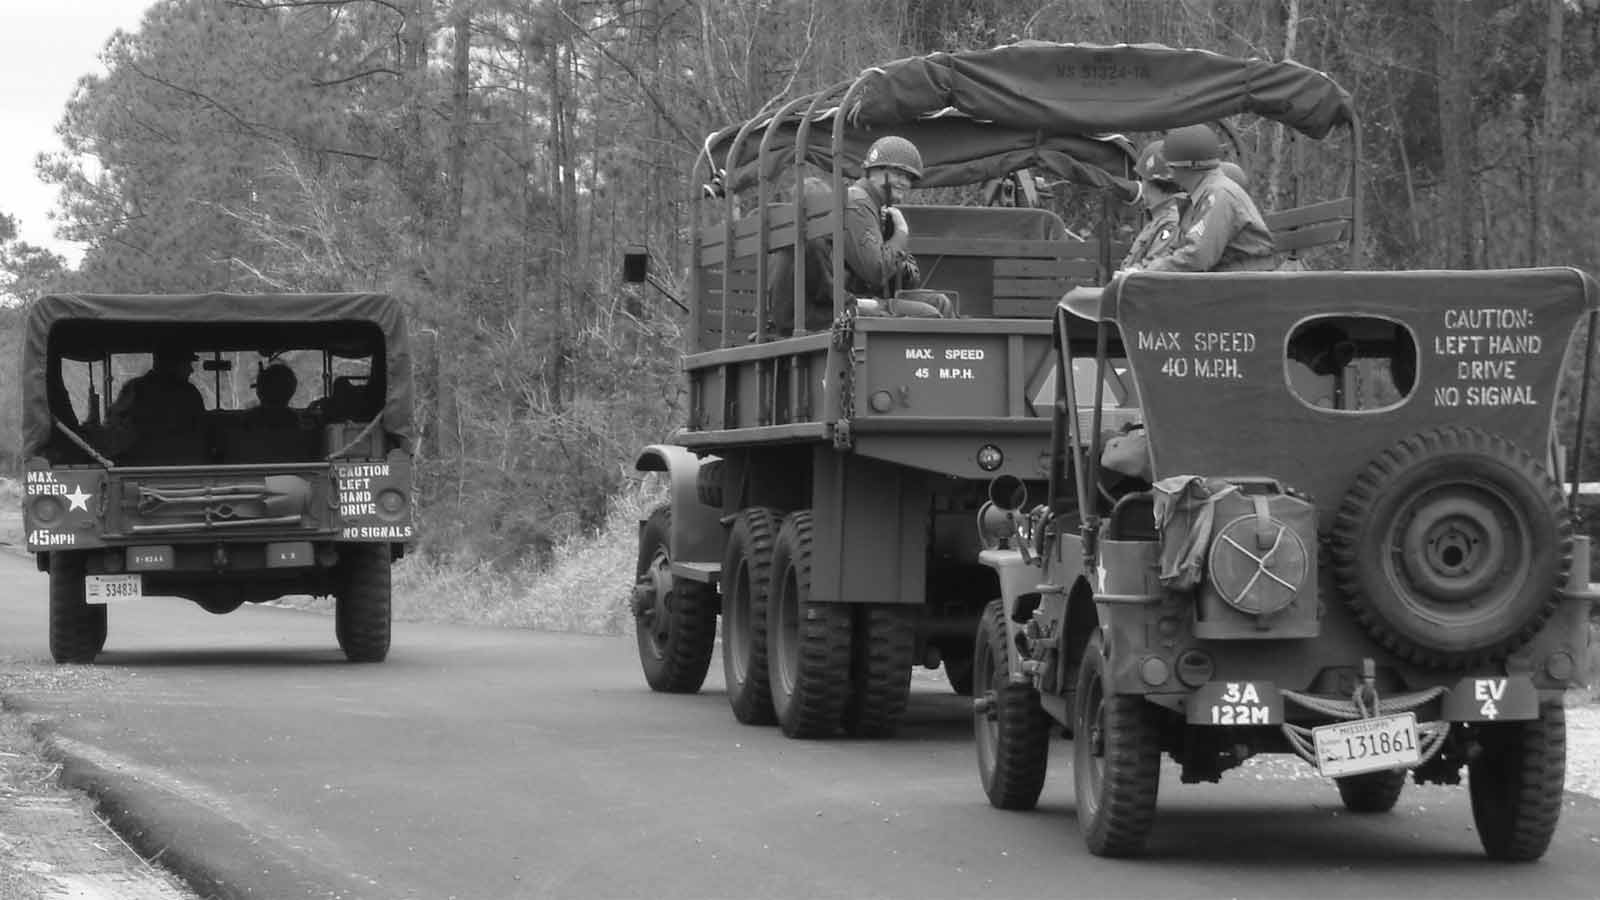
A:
[{"xmin": 0, "ymin": 0, "xmax": 153, "ymax": 265}]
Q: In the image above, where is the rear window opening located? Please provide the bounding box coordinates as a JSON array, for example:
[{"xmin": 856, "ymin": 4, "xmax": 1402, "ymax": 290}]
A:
[
  {"xmin": 1286, "ymin": 315, "xmax": 1417, "ymax": 412},
  {"xmin": 48, "ymin": 342, "xmax": 384, "ymax": 467}
]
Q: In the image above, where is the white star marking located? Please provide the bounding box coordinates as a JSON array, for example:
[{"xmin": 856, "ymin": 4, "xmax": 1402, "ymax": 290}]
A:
[{"xmin": 65, "ymin": 485, "xmax": 91, "ymax": 512}]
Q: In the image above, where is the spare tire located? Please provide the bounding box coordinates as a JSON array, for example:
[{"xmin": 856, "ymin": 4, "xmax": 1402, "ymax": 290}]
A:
[{"xmin": 1330, "ymin": 426, "xmax": 1569, "ymax": 669}]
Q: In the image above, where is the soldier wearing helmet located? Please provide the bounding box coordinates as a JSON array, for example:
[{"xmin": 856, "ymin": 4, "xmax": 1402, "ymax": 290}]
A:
[
  {"xmin": 1120, "ymin": 139, "xmax": 1186, "ymax": 271},
  {"xmin": 843, "ymin": 135, "xmax": 929, "ymax": 302},
  {"xmin": 1143, "ymin": 124, "xmax": 1276, "ymax": 273},
  {"xmin": 765, "ymin": 136, "xmax": 948, "ymax": 335},
  {"xmin": 104, "ymin": 343, "xmax": 208, "ymax": 463}
]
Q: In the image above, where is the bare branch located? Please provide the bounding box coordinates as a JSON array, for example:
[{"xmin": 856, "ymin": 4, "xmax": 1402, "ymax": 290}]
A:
[
  {"xmin": 310, "ymin": 66, "xmax": 402, "ymax": 87},
  {"xmin": 228, "ymin": 0, "xmax": 403, "ymax": 16},
  {"xmin": 124, "ymin": 59, "xmax": 276, "ymax": 141},
  {"xmin": 754, "ymin": 0, "xmax": 820, "ymax": 120},
  {"xmin": 550, "ymin": 4, "xmax": 699, "ymax": 151}
]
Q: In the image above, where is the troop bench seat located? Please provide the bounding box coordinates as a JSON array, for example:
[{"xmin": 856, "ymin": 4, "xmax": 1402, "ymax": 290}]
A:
[{"xmin": 692, "ymin": 196, "xmax": 1356, "ymax": 348}]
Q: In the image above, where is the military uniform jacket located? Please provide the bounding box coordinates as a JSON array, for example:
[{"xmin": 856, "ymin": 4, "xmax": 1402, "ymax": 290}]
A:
[
  {"xmin": 841, "ymin": 177, "xmax": 920, "ymax": 297},
  {"xmin": 1144, "ymin": 170, "xmax": 1275, "ymax": 273},
  {"xmin": 1120, "ymin": 196, "xmax": 1184, "ymax": 270}
]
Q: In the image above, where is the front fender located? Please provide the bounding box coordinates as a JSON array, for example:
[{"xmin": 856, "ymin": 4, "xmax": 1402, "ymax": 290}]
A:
[
  {"xmin": 636, "ymin": 445, "xmax": 723, "ymax": 568},
  {"xmin": 979, "ymin": 547, "xmax": 1044, "ymax": 683}
]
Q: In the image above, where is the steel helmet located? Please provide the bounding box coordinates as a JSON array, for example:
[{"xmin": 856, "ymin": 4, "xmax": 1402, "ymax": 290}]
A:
[
  {"xmin": 1219, "ymin": 160, "xmax": 1249, "ymax": 188},
  {"xmin": 1134, "ymin": 139, "xmax": 1177, "ymax": 187},
  {"xmin": 864, "ymin": 135, "xmax": 924, "ymax": 181},
  {"xmin": 1164, "ymin": 124, "xmax": 1221, "ymax": 170}
]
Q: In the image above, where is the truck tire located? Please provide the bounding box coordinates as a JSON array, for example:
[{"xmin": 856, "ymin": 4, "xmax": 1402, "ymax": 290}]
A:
[
  {"xmin": 1335, "ymin": 769, "xmax": 1406, "ymax": 813},
  {"xmin": 944, "ymin": 652, "xmax": 975, "ymax": 696},
  {"xmin": 1469, "ymin": 704, "xmax": 1565, "ymax": 861},
  {"xmin": 49, "ymin": 552, "xmax": 105, "ymax": 664},
  {"xmin": 1074, "ymin": 632, "xmax": 1161, "ymax": 857},
  {"xmin": 336, "ymin": 544, "xmax": 391, "ymax": 663},
  {"xmin": 722, "ymin": 507, "xmax": 779, "ymax": 725},
  {"xmin": 634, "ymin": 505, "xmax": 718, "ymax": 693},
  {"xmin": 1330, "ymin": 427, "xmax": 1568, "ymax": 669},
  {"xmin": 768, "ymin": 511, "xmax": 852, "ymax": 739},
  {"xmin": 842, "ymin": 605, "xmax": 915, "ymax": 738},
  {"xmin": 974, "ymin": 598, "xmax": 1050, "ymax": 810}
]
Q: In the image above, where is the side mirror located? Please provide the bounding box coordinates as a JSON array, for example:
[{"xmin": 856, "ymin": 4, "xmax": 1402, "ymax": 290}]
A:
[{"xmin": 623, "ymin": 244, "xmax": 649, "ymax": 284}]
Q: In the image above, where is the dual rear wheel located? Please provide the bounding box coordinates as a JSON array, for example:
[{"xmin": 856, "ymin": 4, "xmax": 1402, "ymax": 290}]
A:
[
  {"xmin": 764, "ymin": 511, "xmax": 915, "ymax": 739},
  {"xmin": 636, "ymin": 503, "xmax": 917, "ymax": 739}
]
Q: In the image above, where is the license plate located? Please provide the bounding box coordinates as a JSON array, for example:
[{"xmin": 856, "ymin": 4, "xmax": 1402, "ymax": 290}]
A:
[
  {"xmin": 85, "ymin": 574, "xmax": 144, "ymax": 604},
  {"xmin": 1313, "ymin": 713, "xmax": 1420, "ymax": 778}
]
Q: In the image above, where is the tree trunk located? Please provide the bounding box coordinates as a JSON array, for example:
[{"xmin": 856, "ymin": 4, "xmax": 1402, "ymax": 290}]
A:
[
  {"xmin": 546, "ymin": 24, "xmax": 571, "ymax": 411},
  {"xmin": 397, "ymin": 0, "xmax": 436, "ymax": 235},
  {"xmin": 445, "ymin": 9, "xmax": 471, "ymax": 243},
  {"xmin": 1532, "ymin": 0, "xmax": 1566, "ymax": 267},
  {"xmin": 1266, "ymin": 0, "xmax": 1301, "ymax": 210},
  {"xmin": 1433, "ymin": 0, "xmax": 1477, "ymax": 269}
]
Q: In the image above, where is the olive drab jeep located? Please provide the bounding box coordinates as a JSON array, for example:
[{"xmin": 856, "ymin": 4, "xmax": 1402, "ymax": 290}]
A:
[
  {"xmin": 20, "ymin": 292, "xmax": 418, "ymax": 664},
  {"xmin": 624, "ymin": 42, "xmax": 1361, "ymax": 741},
  {"xmin": 974, "ymin": 267, "xmax": 1600, "ymax": 860}
]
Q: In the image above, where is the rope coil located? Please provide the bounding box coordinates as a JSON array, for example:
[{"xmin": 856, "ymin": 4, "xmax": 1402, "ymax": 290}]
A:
[{"xmin": 1277, "ymin": 683, "xmax": 1451, "ymax": 770}]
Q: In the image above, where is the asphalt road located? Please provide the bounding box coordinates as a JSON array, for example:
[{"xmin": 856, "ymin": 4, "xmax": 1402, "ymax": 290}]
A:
[{"xmin": 3, "ymin": 552, "xmax": 1600, "ymax": 900}]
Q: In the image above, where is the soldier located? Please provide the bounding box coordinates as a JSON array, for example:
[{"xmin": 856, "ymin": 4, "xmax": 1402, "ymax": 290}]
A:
[
  {"xmin": 247, "ymin": 363, "xmax": 300, "ymax": 428},
  {"xmin": 843, "ymin": 135, "xmax": 943, "ymax": 310},
  {"xmin": 104, "ymin": 344, "xmax": 208, "ymax": 463},
  {"xmin": 1120, "ymin": 139, "xmax": 1185, "ymax": 271},
  {"xmin": 766, "ymin": 136, "xmax": 950, "ymax": 335},
  {"xmin": 1143, "ymin": 125, "xmax": 1276, "ymax": 273}
]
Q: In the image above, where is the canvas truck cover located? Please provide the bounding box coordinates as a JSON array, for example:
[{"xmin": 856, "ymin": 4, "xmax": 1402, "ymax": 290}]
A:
[
  {"xmin": 712, "ymin": 115, "xmax": 1137, "ymax": 194},
  {"xmin": 21, "ymin": 292, "xmax": 415, "ymax": 459},
  {"xmin": 1063, "ymin": 267, "xmax": 1600, "ymax": 519},
  {"xmin": 844, "ymin": 41, "xmax": 1354, "ymax": 138},
  {"xmin": 709, "ymin": 40, "xmax": 1354, "ymax": 194}
]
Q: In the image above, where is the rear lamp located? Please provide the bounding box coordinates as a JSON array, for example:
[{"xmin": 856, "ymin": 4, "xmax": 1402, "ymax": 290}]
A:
[
  {"xmin": 1139, "ymin": 656, "xmax": 1171, "ymax": 687},
  {"xmin": 375, "ymin": 488, "xmax": 408, "ymax": 518},
  {"xmin": 30, "ymin": 496, "xmax": 62, "ymax": 525},
  {"xmin": 976, "ymin": 444, "xmax": 1004, "ymax": 472},
  {"xmin": 1176, "ymin": 650, "xmax": 1215, "ymax": 687}
]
